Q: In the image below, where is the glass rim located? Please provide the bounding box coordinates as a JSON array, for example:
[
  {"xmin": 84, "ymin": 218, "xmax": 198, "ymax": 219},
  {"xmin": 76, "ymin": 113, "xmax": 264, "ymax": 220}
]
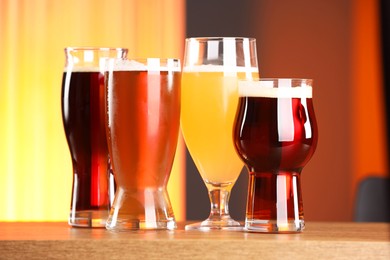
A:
[
  {"xmin": 242, "ymin": 78, "xmax": 312, "ymax": 81},
  {"xmin": 111, "ymin": 58, "xmax": 181, "ymax": 66},
  {"xmin": 120, "ymin": 57, "xmax": 180, "ymax": 62},
  {"xmin": 106, "ymin": 58, "xmax": 181, "ymax": 72},
  {"xmin": 239, "ymin": 78, "xmax": 313, "ymax": 83},
  {"xmin": 64, "ymin": 47, "xmax": 128, "ymax": 52},
  {"xmin": 185, "ymin": 37, "xmax": 256, "ymax": 43}
]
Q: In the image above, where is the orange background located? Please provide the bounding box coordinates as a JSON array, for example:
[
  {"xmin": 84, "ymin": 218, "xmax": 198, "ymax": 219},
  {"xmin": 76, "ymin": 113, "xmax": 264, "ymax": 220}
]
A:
[
  {"xmin": 0, "ymin": 0, "xmax": 186, "ymax": 221},
  {"xmin": 0, "ymin": 0, "xmax": 387, "ymax": 222},
  {"xmin": 251, "ymin": 0, "xmax": 388, "ymax": 221}
]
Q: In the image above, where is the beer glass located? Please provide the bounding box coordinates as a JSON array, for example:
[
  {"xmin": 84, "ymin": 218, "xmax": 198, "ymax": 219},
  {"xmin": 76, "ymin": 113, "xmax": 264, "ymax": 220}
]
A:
[
  {"xmin": 62, "ymin": 47, "xmax": 128, "ymax": 227},
  {"xmin": 105, "ymin": 58, "xmax": 181, "ymax": 231},
  {"xmin": 233, "ymin": 78, "xmax": 318, "ymax": 232},
  {"xmin": 181, "ymin": 37, "xmax": 259, "ymax": 230}
]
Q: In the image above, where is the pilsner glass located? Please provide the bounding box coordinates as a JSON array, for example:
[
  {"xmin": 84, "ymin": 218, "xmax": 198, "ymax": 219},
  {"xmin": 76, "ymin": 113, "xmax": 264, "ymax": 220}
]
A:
[
  {"xmin": 233, "ymin": 78, "xmax": 318, "ymax": 232},
  {"xmin": 62, "ymin": 47, "xmax": 128, "ymax": 227},
  {"xmin": 105, "ymin": 58, "xmax": 181, "ymax": 231},
  {"xmin": 181, "ymin": 37, "xmax": 259, "ymax": 230}
]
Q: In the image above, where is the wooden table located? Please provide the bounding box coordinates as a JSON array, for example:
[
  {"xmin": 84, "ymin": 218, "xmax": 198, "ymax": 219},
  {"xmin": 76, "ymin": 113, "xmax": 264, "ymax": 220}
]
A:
[{"xmin": 0, "ymin": 222, "xmax": 389, "ymax": 259}]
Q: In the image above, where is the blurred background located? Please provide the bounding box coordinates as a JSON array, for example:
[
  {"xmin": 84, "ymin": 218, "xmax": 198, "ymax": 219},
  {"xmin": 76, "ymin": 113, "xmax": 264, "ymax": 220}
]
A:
[{"xmin": 0, "ymin": 0, "xmax": 388, "ymax": 222}]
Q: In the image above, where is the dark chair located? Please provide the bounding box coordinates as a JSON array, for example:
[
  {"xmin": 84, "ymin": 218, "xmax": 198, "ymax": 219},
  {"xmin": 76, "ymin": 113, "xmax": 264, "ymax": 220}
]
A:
[{"xmin": 354, "ymin": 176, "xmax": 390, "ymax": 222}]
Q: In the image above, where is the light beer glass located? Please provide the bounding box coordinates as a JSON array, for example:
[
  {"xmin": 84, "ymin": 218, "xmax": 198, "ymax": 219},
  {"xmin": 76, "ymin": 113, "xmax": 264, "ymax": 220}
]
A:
[
  {"xmin": 233, "ymin": 78, "xmax": 318, "ymax": 232},
  {"xmin": 62, "ymin": 47, "xmax": 128, "ymax": 227},
  {"xmin": 105, "ymin": 58, "xmax": 181, "ymax": 231},
  {"xmin": 181, "ymin": 37, "xmax": 259, "ymax": 230}
]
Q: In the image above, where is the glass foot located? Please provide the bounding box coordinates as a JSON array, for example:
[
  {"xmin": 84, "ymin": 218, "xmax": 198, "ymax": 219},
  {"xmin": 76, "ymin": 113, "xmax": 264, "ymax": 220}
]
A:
[
  {"xmin": 244, "ymin": 219, "xmax": 305, "ymax": 233},
  {"xmin": 105, "ymin": 187, "xmax": 176, "ymax": 231},
  {"xmin": 69, "ymin": 210, "xmax": 108, "ymax": 228},
  {"xmin": 106, "ymin": 217, "xmax": 176, "ymax": 231},
  {"xmin": 185, "ymin": 217, "xmax": 242, "ymax": 231}
]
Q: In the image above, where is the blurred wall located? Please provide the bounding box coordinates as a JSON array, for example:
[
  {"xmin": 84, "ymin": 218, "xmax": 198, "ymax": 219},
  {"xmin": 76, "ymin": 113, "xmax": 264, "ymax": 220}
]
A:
[
  {"xmin": 0, "ymin": 0, "xmax": 186, "ymax": 221},
  {"xmin": 0, "ymin": 0, "xmax": 385, "ymax": 223},
  {"xmin": 185, "ymin": 0, "xmax": 387, "ymax": 221},
  {"xmin": 254, "ymin": 0, "xmax": 354, "ymax": 221}
]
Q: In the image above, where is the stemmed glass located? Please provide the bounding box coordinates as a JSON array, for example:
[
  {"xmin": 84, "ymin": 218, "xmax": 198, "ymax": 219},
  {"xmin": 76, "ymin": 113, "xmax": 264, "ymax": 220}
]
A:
[{"xmin": 181, "ymin": 37, "xmax": 259, "ymax": 230}]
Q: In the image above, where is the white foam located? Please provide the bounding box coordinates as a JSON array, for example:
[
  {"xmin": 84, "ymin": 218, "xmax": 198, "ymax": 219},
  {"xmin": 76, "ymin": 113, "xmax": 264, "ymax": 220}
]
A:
[
  {"xmin": 238, "ymin": 80, "xmax": 313, "ymax": 98},
  {"xmin": 183, "ymin": 64, "xmax": 258, "ymax": 73},
  {"xmin": 111, "ymin": 59, "xmax": 146, "ymax": 71},
  {"xmin": 64, "ymin": 57, "xmax": 115, "ymax": 72},
  {"xmin": 65, "ymin": 59, "xmax": 181, "ymax": 72},
  {"xmin": 64, "ymin": 66, "xmax": 101, "ymax": 73},
  {"xmin": 110, "ymin": 58, "xmax": 181, "ymax": 72}
]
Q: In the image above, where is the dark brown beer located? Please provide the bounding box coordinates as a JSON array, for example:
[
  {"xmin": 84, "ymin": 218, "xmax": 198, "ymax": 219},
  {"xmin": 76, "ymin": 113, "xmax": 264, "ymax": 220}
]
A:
[
  {"xmin": 61, "ymin": 70, "xmax": 111, "ymax": 213},
  {"xmin": 233, "ymin": 83, "xmax": 318, "ymax": 231}
]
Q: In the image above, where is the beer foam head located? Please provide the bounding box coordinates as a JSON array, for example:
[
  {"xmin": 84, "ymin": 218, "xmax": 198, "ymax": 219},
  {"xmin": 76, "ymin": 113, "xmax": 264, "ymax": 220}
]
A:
[
  {"xmin": 64, "ymin": 56, "xmax": 121, "ymax": 72},
  {"xmin": 112, "ymin": 59, "xmax": 146, "ymax": 71},
  {"xmin": 239, "ymin": 79, "xmax": 313, "ymax": 98},
  {"xmin": 183, "ymin": 64, "xmax": 258, "ymax": 73},
  {"xmin": 111, "ymin": 58, "xmax": 181, "ymax": 72},
  {"xmin": 64, "ymin": 66, "xmax": 101, "ymax": 72}
]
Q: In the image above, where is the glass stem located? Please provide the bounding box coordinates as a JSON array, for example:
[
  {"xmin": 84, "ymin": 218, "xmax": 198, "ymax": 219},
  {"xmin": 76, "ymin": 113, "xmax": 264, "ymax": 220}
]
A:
[{"xmin": 208, "ymin": 188, "xmax": 231, "ymax": 220}]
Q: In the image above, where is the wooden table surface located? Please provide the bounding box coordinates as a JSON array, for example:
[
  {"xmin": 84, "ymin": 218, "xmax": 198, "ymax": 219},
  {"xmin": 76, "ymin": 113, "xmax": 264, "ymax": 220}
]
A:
[{"xmin": 0, "ymin": 222, "xmax": 389, "ymax": 259}]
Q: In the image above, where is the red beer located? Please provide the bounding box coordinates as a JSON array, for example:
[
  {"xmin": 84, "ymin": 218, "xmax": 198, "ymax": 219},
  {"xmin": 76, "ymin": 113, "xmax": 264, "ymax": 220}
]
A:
[
  {"xmin": 62, "ymin": 70, "xmax": 109, "ymax": 207},
  {"xmin": 62, "ymin": 70, "xmax": 114, "ymax": 227},
  {"xmin": 233, "ymin": 79, "xmax": 318, "ymax": 232},
  {"xmin": 105, "ymin": 59, "xmax": 181, "ymax": 230}
]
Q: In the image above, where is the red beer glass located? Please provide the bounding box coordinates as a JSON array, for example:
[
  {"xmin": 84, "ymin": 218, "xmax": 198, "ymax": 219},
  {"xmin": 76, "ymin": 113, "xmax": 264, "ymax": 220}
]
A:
[
  {"xmin": 62, "ymin": 47, "xmax": 128, "ymax": 227},
  {"xmin": 104, "ymin": 58, "xmax": 181, "ymax": 231},
  {"xmin": 233, "ymin": 78, "xmax": 318, "ymax": 232}
]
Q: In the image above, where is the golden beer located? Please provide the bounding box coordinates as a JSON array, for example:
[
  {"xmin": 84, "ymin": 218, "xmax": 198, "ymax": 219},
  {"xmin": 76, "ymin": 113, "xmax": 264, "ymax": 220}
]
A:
[
  {"xmin": 182, "ymin": 37, "xmax": 259, "ymax": 230},
  {"xmin": 181, "ymin": 67, "xmax": 258, "ymax": 185}
]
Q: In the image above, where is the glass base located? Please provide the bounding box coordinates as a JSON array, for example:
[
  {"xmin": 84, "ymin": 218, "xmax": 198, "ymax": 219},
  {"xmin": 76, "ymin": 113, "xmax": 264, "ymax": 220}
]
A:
[
  {"xmin": 185, "ymin": 217, "xmax": 242, "ymax": 231},
  {"xmin": 106, "ymin": 217, "xmax": 176, "ymax": 231},
  {"xmin": 68, "ymin": 210, "xmax": 109, "ymax": 228},
  {"xmin": 105, "ymin": 187, "xmax": 176, "ymax": 231},
  {"xmin": 245, "ymin": 219, "xmax": 305, "ymax": 233}
]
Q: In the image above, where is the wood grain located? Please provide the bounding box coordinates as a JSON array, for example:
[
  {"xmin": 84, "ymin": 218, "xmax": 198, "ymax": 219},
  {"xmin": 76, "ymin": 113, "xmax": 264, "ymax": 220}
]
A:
[{"xmin": 0, "ymin": 222, "xmax": 389, "ymax": 259}]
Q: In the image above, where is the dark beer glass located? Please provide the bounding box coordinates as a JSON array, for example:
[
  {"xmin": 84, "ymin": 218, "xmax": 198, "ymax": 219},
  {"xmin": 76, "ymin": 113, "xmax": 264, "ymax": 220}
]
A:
[
  {"xmin": 105, "ymin": 58, "xmax": 181, "ymax": 231},
  {"xmin": 233, "ymin": 78, "xmax": 318, "ymax": 232},
  {"xmin": 62, "ymin": 47, "xmax": 128, "ymax": 227}
]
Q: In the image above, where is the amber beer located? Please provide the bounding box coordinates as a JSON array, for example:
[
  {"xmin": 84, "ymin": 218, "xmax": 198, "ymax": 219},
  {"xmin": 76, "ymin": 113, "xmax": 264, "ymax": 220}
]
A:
[
  {"xmin": 233, "ymin": 79, "xmax": 318, "ymax": 232},
  {"xmin": 105, "ymin": 59, "xmax": 181, "ymax": 231},
  {"xmin": 62, "ymin": 47, "xmax": 127, "ymax": 227}
]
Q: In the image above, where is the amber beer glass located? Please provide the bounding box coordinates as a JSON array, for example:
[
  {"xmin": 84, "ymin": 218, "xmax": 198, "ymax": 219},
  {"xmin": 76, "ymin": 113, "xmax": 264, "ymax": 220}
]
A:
[
  {"xmin": 233, "ymin": 79, "xmax": 318, "ymax": 232},
  {"xmin": 105, "ymin": 58, "xmax": 181, "ymax": 231},
  {"xmin": 62, "ymin": 47, "xmax": 128, "ymax": 227}
]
